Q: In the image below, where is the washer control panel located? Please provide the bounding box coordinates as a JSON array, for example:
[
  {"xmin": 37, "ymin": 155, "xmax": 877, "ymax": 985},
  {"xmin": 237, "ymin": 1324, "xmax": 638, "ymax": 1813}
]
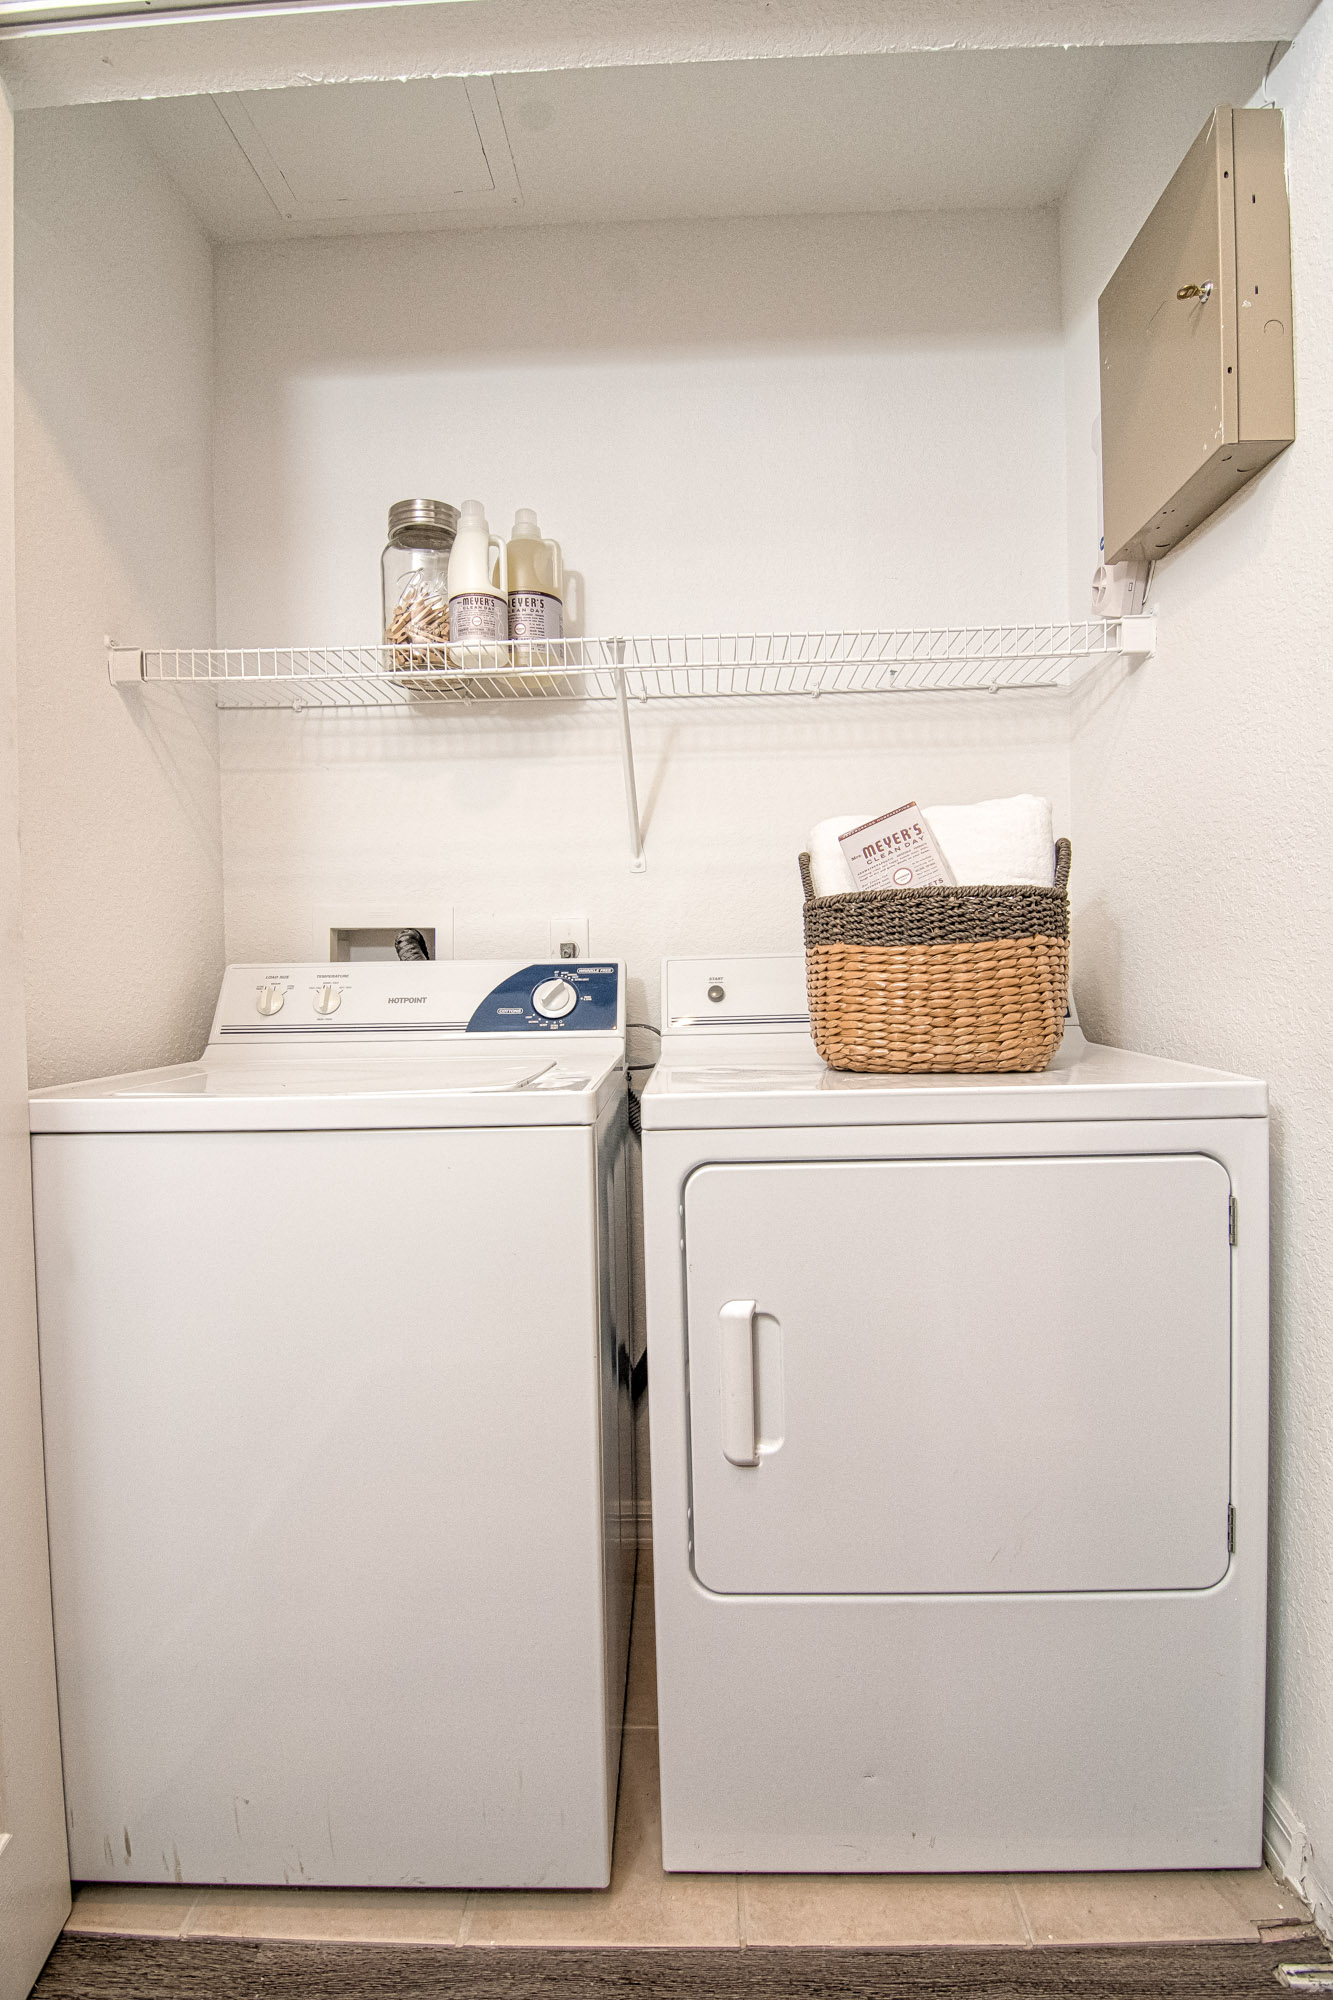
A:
[
  {"xmin": 531, "ymin": 977, "xmax": 579, "ymax": 1020},
  {"xmin": 468, "ymin": 964, "xmax": 620, "ymax": 1033},
  {"xmin": 215, "ymin": 962, "xmax": 622, "ymax": 1041}
]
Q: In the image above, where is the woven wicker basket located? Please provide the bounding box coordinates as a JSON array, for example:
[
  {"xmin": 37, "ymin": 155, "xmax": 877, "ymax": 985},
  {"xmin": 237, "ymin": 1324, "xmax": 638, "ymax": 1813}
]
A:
[{"xmin": 799, "ymin": 838, "xmax": 1071, "ymax": 1074}]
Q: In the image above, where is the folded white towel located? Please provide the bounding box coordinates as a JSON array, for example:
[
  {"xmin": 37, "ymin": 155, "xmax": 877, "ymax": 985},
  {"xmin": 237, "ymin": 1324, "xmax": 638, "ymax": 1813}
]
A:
[
  {"xmin": 807, "ymin": 795, "xmax": 1055, "ymax": 896},
  {"xmin": 921, "ymin": 795, "xmax": 1056, "ymax": 888},
  {"xmin": 806, "ymin": 814, "xmax": 876, "ymax": 898}
]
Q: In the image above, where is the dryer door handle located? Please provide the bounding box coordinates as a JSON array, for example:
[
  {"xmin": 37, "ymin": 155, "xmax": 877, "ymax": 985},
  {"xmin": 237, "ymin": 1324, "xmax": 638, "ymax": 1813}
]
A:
[{"xmin": 719, "ymin": 1300, "xmax": 759, "ymax": 1467}]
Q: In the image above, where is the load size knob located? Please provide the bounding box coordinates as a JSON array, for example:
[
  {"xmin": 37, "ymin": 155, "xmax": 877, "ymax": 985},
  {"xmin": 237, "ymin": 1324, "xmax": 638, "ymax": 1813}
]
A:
[
  {"xmin": 532, "ymin": 978, "xmax": 578, "ymax": 1020},
  {"xmin": 255, "ymin": 984, "xmax": 285, "ymax": 1016}
]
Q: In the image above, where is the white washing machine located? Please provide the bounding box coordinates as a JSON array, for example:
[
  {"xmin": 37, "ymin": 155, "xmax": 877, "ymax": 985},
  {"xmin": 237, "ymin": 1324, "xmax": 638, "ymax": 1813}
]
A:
[
  {"xmin": 31, "ymin": 959, "xmax": 634, "ymax": 1889},
  {"xmin": 641, "ymin": 955, "xmax": 1268, "ymax": 1873}
]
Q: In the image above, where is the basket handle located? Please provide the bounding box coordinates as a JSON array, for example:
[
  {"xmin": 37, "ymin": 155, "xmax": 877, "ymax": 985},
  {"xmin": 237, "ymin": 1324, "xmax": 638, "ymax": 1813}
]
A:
[
  {"xmin": 799, "ymin": 852, "xmax": 816, "ymax": 904},
  {"xmin": 1054, "ymin": 837, "xmax": 1072, "ymax": 893}
]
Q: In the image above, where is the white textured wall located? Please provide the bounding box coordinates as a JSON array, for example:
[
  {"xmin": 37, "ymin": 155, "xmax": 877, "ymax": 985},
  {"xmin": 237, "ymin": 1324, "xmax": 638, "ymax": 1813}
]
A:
[
  {"xmin": 0, "ymin": 85, "xmax": 71, "ymax": 1998},
  {"xmin": 1061, "ymin": 21, "xmax": 1333, "ymax": 1929},
  {"xmin": 15, "ymin": 105, "xmax": 224, "ymax": 1087},
  {"xmin": 213, "ymin": 207, "xmax": 1071, "ymax": 1000},
  {"xmin": 215, "ymin": 210, "xmax": 1067, "ymax": 642}
]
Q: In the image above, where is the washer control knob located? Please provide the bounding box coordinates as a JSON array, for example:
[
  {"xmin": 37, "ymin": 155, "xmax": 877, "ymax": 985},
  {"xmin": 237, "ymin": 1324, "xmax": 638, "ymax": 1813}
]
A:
[
  {"xmin": 255, "ymin": 984, "xmax": 285, "ymax": 1016},
  {"xmin": 532, "ymin": 978, "xmax": 578, "ymax": 1020},
  {"xmin": 707, "ymin": 983, "xmax": 726, "ymax": 1003},
  {"xmin": 313, "ymin": 984, "xmax": 342, "ymax": 1016}
]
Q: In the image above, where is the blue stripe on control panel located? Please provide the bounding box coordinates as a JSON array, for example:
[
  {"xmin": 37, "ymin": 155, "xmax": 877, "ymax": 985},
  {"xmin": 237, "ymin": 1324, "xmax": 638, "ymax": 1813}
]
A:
[{"xmin": 467, "ymin": 964, "xmax": 619, "ymax": 1032}]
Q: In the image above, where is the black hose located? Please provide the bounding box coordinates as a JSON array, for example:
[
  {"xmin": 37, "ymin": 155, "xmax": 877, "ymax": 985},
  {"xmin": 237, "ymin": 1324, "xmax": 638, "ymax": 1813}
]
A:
[{"xmin": 395, "ymin": 928, "xmax": 430, "ymax": 961}]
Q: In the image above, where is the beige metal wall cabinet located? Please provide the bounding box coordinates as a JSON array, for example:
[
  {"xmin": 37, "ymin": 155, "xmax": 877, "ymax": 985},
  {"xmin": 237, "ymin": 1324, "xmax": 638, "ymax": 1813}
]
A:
[{"xmin": 1099, "ymin": 107, "xmax": 1294, "ymax": 566}]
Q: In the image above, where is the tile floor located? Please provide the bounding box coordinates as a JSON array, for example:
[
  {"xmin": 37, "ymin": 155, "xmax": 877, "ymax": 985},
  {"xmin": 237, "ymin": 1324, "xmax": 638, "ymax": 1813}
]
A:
[{"xmin": 65, "ymin": 1554, "xmax": 1316, "ymax": 1952}]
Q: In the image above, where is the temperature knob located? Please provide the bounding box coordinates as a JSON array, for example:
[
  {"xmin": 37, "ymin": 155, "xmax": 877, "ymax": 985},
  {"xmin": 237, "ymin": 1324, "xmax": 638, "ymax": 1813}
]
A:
[
  {"xmin": 313, "ymin": 985, "xmax": 342, "ymax": 1016},
  {"xmin": 255, "ymin": 984, "xmax": 285, "ymax": 1017},
  {"xmin": 532, "ymin": 978, "xmax": 578, "ymax": 1020}
]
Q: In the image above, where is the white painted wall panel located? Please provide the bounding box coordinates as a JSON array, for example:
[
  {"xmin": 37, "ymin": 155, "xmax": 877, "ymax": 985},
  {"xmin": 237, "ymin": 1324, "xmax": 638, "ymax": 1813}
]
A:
[
  {"xmin": 0, "ymin": 81, "xmax": 71, "ymax": 2000},
  {"xmin": 214, "ymin": 209, "xmax": 1067, "ymax": 642},
  {"xmin": 213, "ymin": 207, "xmax": 1071, "ymax": 1010},
  {"xmin": 15, "ymin": 105, "xmax": 224, "ymax": 1087},
  {"xmin": 1061, "ymin": 15, "xmax": 1333, "ymax": 1936}
]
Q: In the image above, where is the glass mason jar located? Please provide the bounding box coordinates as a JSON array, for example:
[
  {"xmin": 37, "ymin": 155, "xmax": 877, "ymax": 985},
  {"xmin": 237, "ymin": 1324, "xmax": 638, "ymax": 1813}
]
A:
[{"xmin": 381, "ymin": 499, "xmax": 459, "ymax": 648}]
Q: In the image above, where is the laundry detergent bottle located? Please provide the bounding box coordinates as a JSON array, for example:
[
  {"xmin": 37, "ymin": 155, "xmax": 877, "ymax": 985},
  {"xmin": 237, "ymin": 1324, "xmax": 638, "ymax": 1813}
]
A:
[
  {"xmin": 506, "ymin": 509, "xmax": 564, "ymax": 645},
  {"xmin": 447, "ymin": 500, "xmax": 509, "ymax": 652}
]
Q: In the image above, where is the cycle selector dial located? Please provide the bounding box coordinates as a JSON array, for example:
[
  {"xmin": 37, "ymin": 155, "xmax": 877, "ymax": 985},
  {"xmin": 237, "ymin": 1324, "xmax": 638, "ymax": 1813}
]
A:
[
  {"xmin": 255, "ymin": 984, "xmax": 285, "ymax": 1017},
  {"xmin": 313, "ymin": 985, "xmax": 342, "ymax": 1016},
  {"xmin": 532, "ymin": 978, "xmax": 578, "ymax": 1020}
]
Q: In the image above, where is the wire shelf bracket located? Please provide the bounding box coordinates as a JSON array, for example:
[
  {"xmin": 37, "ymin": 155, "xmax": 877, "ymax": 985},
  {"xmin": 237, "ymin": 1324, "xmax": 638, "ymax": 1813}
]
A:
[{"xmin": 107, "ymin": 619, "xmax": 1157, "ymax": 872}]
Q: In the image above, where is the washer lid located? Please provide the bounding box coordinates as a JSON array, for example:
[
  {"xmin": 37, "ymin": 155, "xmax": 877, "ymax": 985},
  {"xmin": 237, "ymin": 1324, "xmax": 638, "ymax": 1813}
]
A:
[
  {"xmin": 30, "ymin": 1050, "xmax": 621, "ymax": 1132},
  {"xmin": 116, "ymin": 1057, "xmax": 560, "ymax": 1095}
]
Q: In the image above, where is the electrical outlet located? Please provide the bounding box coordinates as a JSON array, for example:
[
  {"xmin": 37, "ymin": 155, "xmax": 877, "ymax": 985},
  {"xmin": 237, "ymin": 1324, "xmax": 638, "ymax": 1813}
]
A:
[{"xmin": 549, "ymin": 915, "xmax": 589, "ymax": 961}]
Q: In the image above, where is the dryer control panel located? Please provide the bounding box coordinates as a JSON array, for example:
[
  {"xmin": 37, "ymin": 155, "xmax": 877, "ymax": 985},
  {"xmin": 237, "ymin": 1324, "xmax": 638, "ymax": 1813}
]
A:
[
  {"xmin": 662, "ymin": 956, "xmax": 810, "ymax": 1033},
  {"xmin": 211, "ymin": 961, "xmax": 623, "ymax": 1042}
]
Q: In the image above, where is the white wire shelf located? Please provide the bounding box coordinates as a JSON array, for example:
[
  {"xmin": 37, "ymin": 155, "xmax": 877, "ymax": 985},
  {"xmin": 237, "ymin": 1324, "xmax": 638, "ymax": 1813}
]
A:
[
  {"xmin": 108, "ymin": 621, "xmax": 1155, "ymax": 710},
  {"xmin": 108, "ymin": 621, "xmax": 1155, "ymax": 873}
]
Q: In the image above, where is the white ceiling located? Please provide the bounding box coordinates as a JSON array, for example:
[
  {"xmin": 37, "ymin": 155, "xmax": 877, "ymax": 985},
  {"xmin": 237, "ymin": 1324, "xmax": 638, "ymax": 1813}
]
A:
[{"xmin": 128, "ymin": 46, "xmax": 1147, "ymax": 242}]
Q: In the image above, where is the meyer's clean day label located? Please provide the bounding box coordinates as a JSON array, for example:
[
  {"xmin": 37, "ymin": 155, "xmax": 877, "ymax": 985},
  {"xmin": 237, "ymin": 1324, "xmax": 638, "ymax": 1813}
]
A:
[
  {"xmin": 508, "ymin": 591, "xmax": 564, "ymax": 641},
  {"xmin": 448, "ymin": 592, "xmax": 508, "ymax": 642},
  {"xmin": 839, "ymin": 802, "xmax": 956, "ymax": 889}
]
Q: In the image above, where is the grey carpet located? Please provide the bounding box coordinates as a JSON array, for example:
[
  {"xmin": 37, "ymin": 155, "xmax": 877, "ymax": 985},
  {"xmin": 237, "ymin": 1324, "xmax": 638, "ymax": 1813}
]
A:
[{"xmin": 30, "ymin": 1936, "xmax": 1333, "ymax": 1999}]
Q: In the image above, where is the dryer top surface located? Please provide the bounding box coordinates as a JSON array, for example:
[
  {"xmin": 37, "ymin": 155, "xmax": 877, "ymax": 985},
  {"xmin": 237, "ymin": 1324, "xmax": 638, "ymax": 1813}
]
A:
[{"xmin": 643, "ymin": 956, "xmax": 1266, "ymax": 1128}]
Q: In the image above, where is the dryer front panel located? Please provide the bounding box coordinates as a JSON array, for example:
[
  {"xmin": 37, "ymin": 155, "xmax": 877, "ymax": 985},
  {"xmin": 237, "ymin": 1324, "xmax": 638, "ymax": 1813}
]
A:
[{"xmin": 683, "ymin": 1155, "xmax": 1232, "ymax": 1596}]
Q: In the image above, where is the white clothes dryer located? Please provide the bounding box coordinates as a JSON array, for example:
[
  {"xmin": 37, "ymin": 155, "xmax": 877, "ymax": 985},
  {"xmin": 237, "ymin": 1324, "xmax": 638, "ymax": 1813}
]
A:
[
  {"xmin": 31, "ymin": 959, "xmax": 634, "ymax": 1889},
  {"xmin": 641, "ymin": 955, "xmax": 1268, "ymax": 1873}
]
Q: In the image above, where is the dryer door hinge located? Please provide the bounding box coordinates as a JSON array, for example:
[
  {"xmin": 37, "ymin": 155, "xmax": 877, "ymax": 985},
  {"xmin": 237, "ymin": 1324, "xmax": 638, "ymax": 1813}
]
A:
[
  {"xmin": 1228, "ymin": 1504, "xmax": 1237, "ymax": 1553},
  {"xmin": 1229, "ymin": 1196, "xmax": 1239, "ymax": 1245}
]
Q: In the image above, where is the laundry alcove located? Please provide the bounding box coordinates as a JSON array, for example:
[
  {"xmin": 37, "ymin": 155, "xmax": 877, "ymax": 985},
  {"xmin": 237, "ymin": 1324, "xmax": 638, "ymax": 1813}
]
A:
[
  {"xmin": 5, "ymin": 0, "xmax": 1333, "ymax": 1971},
  {"xmin": 14, "ymin": 32, "xmax": 1273, "ymax": 1086}
]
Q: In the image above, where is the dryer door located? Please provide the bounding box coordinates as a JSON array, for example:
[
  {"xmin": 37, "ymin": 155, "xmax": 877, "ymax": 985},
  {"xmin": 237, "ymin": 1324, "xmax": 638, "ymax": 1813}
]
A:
[{"xmin": 684, "ymin": 1155, "xmax": 1232, "ymax": 1595}]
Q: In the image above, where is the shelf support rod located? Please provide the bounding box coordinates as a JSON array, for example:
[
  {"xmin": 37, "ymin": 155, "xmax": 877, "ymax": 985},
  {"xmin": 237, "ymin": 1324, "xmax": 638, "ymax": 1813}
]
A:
[{"xmin": 613, "ymin": 651, "xmax": 646, "ymax": 872}]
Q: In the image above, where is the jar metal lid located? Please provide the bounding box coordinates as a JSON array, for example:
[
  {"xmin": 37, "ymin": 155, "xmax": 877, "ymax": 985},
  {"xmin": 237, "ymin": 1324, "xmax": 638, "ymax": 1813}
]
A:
[{"xmin": 387, "ymin": 498, "xmax": 460, "ymax": 537}]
